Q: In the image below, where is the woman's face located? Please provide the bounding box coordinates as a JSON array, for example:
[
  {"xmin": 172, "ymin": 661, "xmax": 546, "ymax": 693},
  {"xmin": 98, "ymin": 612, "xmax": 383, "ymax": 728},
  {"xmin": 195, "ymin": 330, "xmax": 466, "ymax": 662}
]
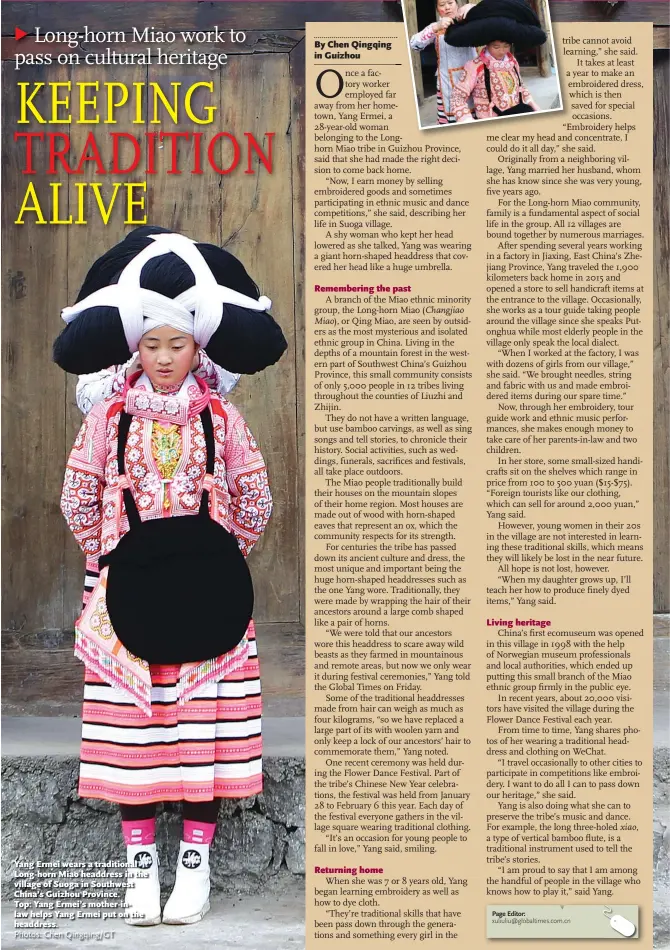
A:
[
  {"xmin": 437, "ymin": 0, "xmax": 459, "ymax": 18},
  {"xmin": 138, "ymin": 326, "xmax": 198, "ymax": 389},
  {"xmin": 488, "ymin": 40, "xmax": 511, "ymax": 59}
]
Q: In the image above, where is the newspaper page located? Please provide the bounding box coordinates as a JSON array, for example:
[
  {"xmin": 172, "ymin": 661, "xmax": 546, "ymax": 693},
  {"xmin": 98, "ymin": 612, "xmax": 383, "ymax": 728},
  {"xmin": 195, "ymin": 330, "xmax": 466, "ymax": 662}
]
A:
[
  {"xmin": 0, "ymin": 1, "xmax": 667, "ymax": 949},
  {"xmin": 304, "ymin": 16, "xmax": 660, "ymax": 950}
]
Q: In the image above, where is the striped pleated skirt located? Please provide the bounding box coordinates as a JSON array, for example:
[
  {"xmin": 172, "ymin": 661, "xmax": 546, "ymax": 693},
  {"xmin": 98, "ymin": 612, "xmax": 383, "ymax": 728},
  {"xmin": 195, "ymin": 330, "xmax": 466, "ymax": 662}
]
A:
[{"xmin": 78, "ymin": 628, "xmax": 262, "ymax": 804}]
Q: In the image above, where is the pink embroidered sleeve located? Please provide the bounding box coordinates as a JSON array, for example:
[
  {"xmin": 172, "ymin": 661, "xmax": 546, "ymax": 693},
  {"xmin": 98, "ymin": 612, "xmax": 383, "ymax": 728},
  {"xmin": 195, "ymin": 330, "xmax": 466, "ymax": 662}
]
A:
[
  {"xmin": 452, "ymin": 61, "xmax": 478, "ymax": 122},
  {"xmin": 519, "ymin": 85, "xmax": 539, "ymax": 110},
  {"xmin": 409, "ymin": 24, "xmax": 437, "ymax": 50},
  {"xmin": 60, "ymin": 405, "xmax": 108, "ymax": 563},
  {"xmin": 222, "ymin": 405, "xmax": 272, "ymax": 557}
]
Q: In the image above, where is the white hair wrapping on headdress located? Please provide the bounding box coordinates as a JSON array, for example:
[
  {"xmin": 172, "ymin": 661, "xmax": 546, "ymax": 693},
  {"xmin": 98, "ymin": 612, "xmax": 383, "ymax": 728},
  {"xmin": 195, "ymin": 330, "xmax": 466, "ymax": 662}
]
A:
[
  {"xmin": 53, "ymin": 226, "xmax": 287, "ymax": 376},
  {"xmin": 61, "ymin": 233, "xmax": 272, "ymax": 352}
]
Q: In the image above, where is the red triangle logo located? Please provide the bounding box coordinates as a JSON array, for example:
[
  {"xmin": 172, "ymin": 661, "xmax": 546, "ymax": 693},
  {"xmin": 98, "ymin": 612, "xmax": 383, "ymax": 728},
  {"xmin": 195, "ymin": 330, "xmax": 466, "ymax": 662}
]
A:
[{"xmin": 15, "ymin": 27, "xmax": 29, "ymax": 41}]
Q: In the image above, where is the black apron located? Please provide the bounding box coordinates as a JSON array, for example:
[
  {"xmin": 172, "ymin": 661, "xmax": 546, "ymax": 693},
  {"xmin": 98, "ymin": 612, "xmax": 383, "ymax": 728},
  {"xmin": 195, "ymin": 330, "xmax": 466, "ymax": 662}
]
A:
[
  {"xmin": 99, "ymin": 406, "xmax": 254, "ymax": 665},
  {"xmin": 483, "ymin": 64, "xmax": 534, "ymax": 117}
]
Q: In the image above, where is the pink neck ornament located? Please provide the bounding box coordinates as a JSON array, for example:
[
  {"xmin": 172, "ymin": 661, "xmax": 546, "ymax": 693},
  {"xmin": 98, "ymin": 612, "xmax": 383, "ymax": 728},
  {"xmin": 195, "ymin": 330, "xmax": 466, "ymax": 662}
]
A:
[{"xmin": 123, "ymin": 372, "xmax": 211, "ymax": 426}]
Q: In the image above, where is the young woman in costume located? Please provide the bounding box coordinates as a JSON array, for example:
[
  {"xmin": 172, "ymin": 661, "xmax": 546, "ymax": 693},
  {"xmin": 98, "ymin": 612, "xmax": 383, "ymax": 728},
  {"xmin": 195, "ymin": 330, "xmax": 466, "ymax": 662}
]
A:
[
  {"xmin": 447, "ymin": 0, "xmax": 545, "ymax": 122},
  {"xmin": 55, "ymin": 226, "xmax": 287, "ymax": 927},
  {"xmin": 409, "ymin": 0, "xmax": 476, "ymax": 125}
]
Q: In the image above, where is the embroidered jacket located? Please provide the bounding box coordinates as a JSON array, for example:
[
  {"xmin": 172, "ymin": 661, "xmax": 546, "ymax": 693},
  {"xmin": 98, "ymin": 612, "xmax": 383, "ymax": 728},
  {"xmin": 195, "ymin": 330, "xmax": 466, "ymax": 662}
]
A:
[
  {"xmin": 61, "ymin": 391, "xmax": 272, "ymax": 585},
  {"xmin": 409, "ymin": 11, "xmax": 476, "ymax": 122},
  {"xmin": 451, "ymin": 50, "xmax": 539, "ymax": 122}
]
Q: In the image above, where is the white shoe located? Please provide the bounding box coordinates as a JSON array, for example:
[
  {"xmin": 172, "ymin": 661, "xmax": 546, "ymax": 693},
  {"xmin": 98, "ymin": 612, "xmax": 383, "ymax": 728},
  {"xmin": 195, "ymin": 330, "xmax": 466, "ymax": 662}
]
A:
[
  {"xmin": 162, "ymin": 841, "xmax": 211, "ymax": 925},
  {"xmin": 122, "ymin": 843, "xmax": 161, "ymax": 926}
]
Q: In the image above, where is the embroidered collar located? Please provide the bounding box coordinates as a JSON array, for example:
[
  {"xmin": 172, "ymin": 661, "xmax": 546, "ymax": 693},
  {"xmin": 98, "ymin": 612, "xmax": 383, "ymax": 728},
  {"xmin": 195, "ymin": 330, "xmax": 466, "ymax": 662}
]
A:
[
  {"xmin": 480, "ymin": 49, "xmax": 515, "ymax": 69},
  {"xmin": 124, "ymin": 372, "xmax": 211, "ymax": 425}
]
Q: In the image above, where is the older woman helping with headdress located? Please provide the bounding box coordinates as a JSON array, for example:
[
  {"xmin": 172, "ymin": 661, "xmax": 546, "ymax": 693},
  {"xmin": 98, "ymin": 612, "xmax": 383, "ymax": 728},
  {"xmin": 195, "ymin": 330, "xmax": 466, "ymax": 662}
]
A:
[
  {"xmin": 55, "ymin": 226, "xmax": 287, "ymax": 927},
  {"xmin": 409, "ymin": 0, "xmax": 476, "ymax": 125}
]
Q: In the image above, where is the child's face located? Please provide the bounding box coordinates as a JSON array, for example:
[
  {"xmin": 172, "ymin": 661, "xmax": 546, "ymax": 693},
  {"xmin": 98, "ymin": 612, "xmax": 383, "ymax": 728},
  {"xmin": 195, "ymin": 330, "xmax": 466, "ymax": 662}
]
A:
[
  {"xmin": 488, "ymin": 40, "xmax": 511, "ymax": 59},
  {"xmin": 436, "ymin": 0, "xmax": 459, "ymax": 18},
  {"xmin": 138, "ymin": 326, "xmax": 198, "ymax": 389}
]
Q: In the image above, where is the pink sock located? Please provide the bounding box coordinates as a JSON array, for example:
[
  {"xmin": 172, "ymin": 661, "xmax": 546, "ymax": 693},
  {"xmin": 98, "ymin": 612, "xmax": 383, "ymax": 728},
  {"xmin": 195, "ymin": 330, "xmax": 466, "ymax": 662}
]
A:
[
  {"xmin": 121, "ymin": 817, "xmax": 156, "ymax": 846},
  {"xmin": 183, "ymin": 820, "xmax": 216, "ymax": 845}
]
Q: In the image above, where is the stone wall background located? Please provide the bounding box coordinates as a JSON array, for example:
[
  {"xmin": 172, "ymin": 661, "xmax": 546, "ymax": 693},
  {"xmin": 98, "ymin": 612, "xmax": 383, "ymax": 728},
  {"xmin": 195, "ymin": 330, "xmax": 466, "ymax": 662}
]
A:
[{"xmin": 1, "ymin": 757, "xmax": 305, "ymax": 901}]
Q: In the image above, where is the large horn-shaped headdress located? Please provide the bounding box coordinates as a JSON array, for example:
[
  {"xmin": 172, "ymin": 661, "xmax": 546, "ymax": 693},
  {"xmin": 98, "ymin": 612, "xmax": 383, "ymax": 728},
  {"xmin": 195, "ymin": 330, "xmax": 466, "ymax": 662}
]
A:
[{"xmin": 53, "ymin": 226, "xmax": 287, "ymax": 375}]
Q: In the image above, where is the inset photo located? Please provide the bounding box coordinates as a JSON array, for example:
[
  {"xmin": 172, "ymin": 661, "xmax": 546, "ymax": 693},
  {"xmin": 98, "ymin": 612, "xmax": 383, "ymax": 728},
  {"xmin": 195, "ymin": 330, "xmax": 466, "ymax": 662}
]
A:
[{"xmin": 401, "ymin": 0, "xmax": 562, "ymax": 128}]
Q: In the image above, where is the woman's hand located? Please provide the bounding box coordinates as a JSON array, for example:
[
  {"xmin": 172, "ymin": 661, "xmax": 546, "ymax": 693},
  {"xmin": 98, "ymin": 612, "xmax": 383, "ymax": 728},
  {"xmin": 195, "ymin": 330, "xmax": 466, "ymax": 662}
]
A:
[{"xmin": 434, "ymin": 16, "xmax": 454, "ymax": 32}]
